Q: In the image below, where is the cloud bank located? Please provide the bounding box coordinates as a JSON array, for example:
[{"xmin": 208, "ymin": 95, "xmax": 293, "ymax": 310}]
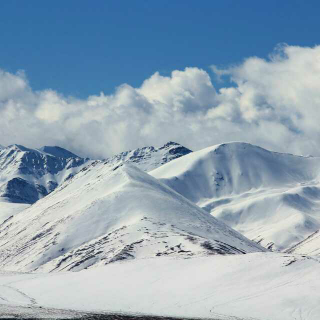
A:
[{"xmin": 1, "ymin": 44, "xmax": 320, "ymax": 158}]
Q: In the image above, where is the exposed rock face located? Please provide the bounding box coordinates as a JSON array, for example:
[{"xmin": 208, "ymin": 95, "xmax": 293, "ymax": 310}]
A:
[
  {"xmin": 103, "ymin": 141, "xmax": 192, "ymax": 172},
  {"xmin": 0, "ymin": 144, "xmax": 88, "ymax": 204}
]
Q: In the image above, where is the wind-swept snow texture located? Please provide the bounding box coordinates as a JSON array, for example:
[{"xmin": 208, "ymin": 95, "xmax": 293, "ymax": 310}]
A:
[
  {"xmin": 0, "ymin": 144, "xmax": 88, "ymax": 205},
  {"xmin": 1, "ymin": 253, "xmax": 319, "ymax": 320},
  {"xmin": 0, "ymin": 163, "xmax": 263, "ymax": 272},
  {"xmin": 151, "ymin": 142, "xmax": 320, "ymax": 252},
  {"xmin": 288, "ymin": 229, "xmax": 320, "ymax": 255},
  {"xmin": 0, "ymin": 201, "xmax": 30, "ymax": 225}
]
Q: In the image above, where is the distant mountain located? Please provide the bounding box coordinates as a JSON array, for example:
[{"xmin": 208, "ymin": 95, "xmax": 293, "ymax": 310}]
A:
[
  {"xmin": 0, "ymin": 163, "xmax": 264, "ymax": 272},
  {"xmin": 4, "ymin": 140, "xmax": 320, "ymax": 255},
  {"xmin": 151, "ymin": 142, "xmax": 320, "ymax": 252},
  {"xmin": 39, "ymin": 146, "xmax": 80, "ymax": 159},
  {"xmin": 0, "ymin": 141, "xmax": 191, "ymax": 223},
  {"xmin": 103, "ymin": 141, "xmax": 192, "ymax": 172},
  {"xmin": 0, "ymin": 144, "xmax": 88, "ymax": 206}
]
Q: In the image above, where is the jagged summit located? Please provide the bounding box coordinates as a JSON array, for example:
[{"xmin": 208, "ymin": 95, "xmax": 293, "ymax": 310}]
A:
[
  {"xmin": 4, "ymin": 144, "xmax": 81, "ymax": 159},
  {"xmin": 0, "ymin": 141, "xmax": 192, "ymax": 212},
  {"xmin": 7, "ymin": 144, "xmax": 34, "ymax": 152},
  {"xmin": 104, "ymin": 141, "xmax": 192, "ymax": 172},
  {"xmin": 159, "ymin": 141, "xmax": 186, "ymax": 150},
  {"xmin": 39, "ymin": 146, "xmax": 80, "ymax": 159},
  {"xmin": 0, "ymin": 144, "xmax": 89, "ymax": 205}
]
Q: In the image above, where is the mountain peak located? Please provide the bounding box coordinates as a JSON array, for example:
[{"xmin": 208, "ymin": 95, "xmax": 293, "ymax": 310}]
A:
[
  {"xmin": 161, "ymin": 141, "xmax": 181, "ymax": 147},
  {"xmin": 151, "ymin": 141, "xmax": 320, "ymax": 252},
  {"xmin": 159, "ymin": 141, "xmax": 192, "ymax": 156},
  {"xmin": 0, "ymin": 161, "xmax": 264, "ymax": 272},
  {"xmin": 0, "ymin": 144, "xmax": 89, "ymax": 205},
  {"xmin": 38, "ymin": 146, "xmax": 80, "ymax": 159},
  {"xmin": 104, "ymin": 142, "xmax": 192, "ymax": 172},
  {"xmin": 6, "ymin": 144, "xmax": 33, "ymax": 152}
]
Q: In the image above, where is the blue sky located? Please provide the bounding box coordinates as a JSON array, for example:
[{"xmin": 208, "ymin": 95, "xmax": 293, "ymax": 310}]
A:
[
  {"xmin": 0, "ymin": 1, "xmax": 319, "ymax": 98},
  {"xmin": 1, "ymin": 1, "xmax": 320, "ymax": 158}
]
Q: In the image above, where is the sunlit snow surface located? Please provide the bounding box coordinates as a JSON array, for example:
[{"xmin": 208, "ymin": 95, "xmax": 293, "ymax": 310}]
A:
[
  {"xmin": 0, "ymin": 253, "xmax": 319, "ymax": 320},
  {"xmin": 1, "ymin": 142, "xmax": 320, "ymax": 319},
  {"xmin": 0, "ymin": 142, "xmax": 190, "ymax": 207},
  {"xmin": 0, "ymin": 163, "xmax": 263, "ymax": 272},
  {"xmin": 0, "ymin": 200, "xmax": 30, "ymax": 223},
  {"xmin": 151, "ymin": 142, "xmax": 320, "ymax": 252}
]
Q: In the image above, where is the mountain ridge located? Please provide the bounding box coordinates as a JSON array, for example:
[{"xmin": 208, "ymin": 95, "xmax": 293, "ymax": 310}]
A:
[
  {"xmin": 0, "ymin": 141, "xmax": 191, "ymax": 207},
  {"xmin": 2, "ymin": 140, "xmax": 320, "ymax": 256},
  {"xmin": 0, "ymin": 163, "xmax": 264, "ymax": 272},
  {"xmin": 151, "ymin": 142, "xmax": 320, "ymax": 252}
]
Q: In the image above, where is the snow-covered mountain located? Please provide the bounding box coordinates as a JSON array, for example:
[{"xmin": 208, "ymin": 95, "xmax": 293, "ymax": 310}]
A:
[
  {"xmin": 103, "ymin": 141, "xmax": 192, "ymax": 171},
  {"xmin": 0, "ymin": 141, "xmax": 191, "ymax": 223},
  {"xmin": 0, "ymin": 162, "xmax": 264, "ymax": 272},
  {"xmin": 151, "ymin": 142, "xmax": 320, "ymax": 252},
  {"xmin": 0, "ymin": 144, "xmax": 88, "ymax": 205},
  {"xmin": 38, "ymin": 146, "xmax": 80, "ymax": 159},
  {"xmin": 2, "ymin": 140, "xmax": 320, "ymax": 256},
  {"xmin": 0, "ymin": 141, "xmax": 320, "ymax": 319}
]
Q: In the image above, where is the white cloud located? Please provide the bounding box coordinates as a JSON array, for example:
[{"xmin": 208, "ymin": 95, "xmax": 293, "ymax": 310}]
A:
[{"xmin": 1, "ymin": 45, "xmax": 320, "ymax": 158}]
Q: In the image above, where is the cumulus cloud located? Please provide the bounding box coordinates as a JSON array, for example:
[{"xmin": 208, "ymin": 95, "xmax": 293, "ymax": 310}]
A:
[{"xmin": 1, "ymin": 44, "xmax": 320, "ymax": 158}]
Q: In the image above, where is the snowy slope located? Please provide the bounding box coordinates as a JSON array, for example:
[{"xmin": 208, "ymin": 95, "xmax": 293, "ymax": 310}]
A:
[
  {"xmin": 1, "ymin": 253, "xmax": 319, "ymax": 320},
  {"xmin": 287, "ymin": 230, "xmax": 320, "ymax": 255},
  {"xmin": 0, "ymin": 142, "xmax": 189, "ymax": 205},
  {"xmin": 0, "ymin": 144, "xmax": 88, "ymax": 205},
  {"xmin": 151, "ymin": 142, "xmax": 320, "ymax": 251},
  {"xmin": 0, "ymin": 162, "xmax": 264, "ymax": 272},
  {"xmin": 0, "ymin": 201, "xmax": 30, "ymax": 225}
]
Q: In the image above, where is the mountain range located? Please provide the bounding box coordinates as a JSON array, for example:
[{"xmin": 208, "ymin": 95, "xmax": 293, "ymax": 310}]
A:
[
  {"xmin": 0, "ymin": 141, "xmax": 191, "ymax": 222},
  {"xmin": 0, "ymin": 141, "xmax": 191, "ymax": 205},
  {"xmin": 1, "ymin": 141, "xmax": 320, "ymax": 262},
  {"xmin": 151, "ymin": 142, "xmax": 320, "ymax": 252},
  {"xmin": 0, "ymin": 144, "xmax": 88, "ymax": 205},
  {"xmin": 1, "ymin": 140, "xmax": 320, "ymax": 318}
]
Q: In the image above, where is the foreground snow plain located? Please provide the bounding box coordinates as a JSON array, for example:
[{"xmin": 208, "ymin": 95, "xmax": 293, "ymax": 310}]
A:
[{"xmin": 0, "ymin": 252, "xmax": 319, "ymax": 320}]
